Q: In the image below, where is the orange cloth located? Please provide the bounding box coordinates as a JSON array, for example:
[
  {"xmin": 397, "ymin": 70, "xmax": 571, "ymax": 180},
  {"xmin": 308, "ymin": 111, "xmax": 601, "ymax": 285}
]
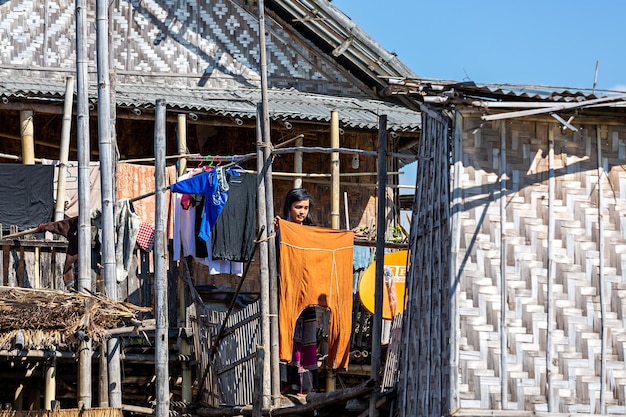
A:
[
  {"xmin": 116, "ymin": 163, "xmax": 178, "ymax": 239},
  {"xmin": 278, "ymin": 219, "xmax": 354, "ymax": 369}
]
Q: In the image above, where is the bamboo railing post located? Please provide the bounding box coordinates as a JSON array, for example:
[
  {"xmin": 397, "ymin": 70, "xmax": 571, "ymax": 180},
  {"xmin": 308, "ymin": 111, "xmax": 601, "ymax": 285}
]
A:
[{"xmin": 154, "ymin": 99, "xmax": 170, "ymax": 417}]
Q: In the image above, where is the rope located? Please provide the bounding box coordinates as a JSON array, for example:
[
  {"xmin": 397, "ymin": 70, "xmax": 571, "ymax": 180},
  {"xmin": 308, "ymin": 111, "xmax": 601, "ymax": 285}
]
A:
[{"xmin": 254, "ymin": 231, "xmax": 276, "ymax": 243}]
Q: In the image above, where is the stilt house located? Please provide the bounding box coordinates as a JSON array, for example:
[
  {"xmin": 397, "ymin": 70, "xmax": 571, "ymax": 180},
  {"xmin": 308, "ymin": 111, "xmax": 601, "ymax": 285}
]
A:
[{"xmin": 0, "ymin": 0, "xmax": 421, "ymax": 414}]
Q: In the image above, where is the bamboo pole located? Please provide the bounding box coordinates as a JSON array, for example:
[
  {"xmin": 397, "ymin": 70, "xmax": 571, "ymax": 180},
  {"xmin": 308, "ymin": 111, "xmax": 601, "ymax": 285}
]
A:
[
  {"xmin": 294, "ymin": 135, "xmax": 303, "ymax": 188},
  {"xmin": 177, "ymin": 114, "xmax": 187, "ymax": 177},
  {"xmin": 54, "ymin": 76, "xmax": 75, "ymax": 222},
  {"xmin": 448, "ymin": 111, "xmax": 464, "ymax": 412},
  {"xmin": 326, "ymin": 110, "xmax": 340, "ymax": 392},
  {"xmin": 257, "ymin": 0, "xmax": 280, "ymax": 405},
  {"xmin": 597, "ymin": 125, "xmax": 607, "ymax": 413},
  {"xmin": 176, "ymin": 112, "xmax": 192, "ymax": 406},
  {"xmin": 44, "ymin": 358, "xmax": 57, "ymax": 410},
  {"xmin": 96, "ymin": 0, "xmax": 120, "ymax": 405},
  {"xmin": 499, "ymin": 121, "xmax": 508, "ymax": 409},
  {"xmin": 546, "ymin": 125, "xmax": 556, "ymax": 411},
  {"xmin": 20, "ymin": 110, "xmax": 35, "ymax": 165},
  {"xmin": 154, "ymin": 99, "xmax": 170, "ymax": 417},
  {"xmin": 14, "ymin": 382, "xmax": 24, "ymax": 410},
  {"xmin": 370, "ymin": 114, "xmax": 387, "ymax": 417},
  {"xmin": 76, "ymin": 0, "xmax": 92, "ymax": 408},
  {"xmin": 255, "ymin": 105, "xmax": 272, "ymax": 409},
  {"xmin": 252, "ymin": 345, "xmax": 265, "ymax": 417},
  {"xmin": 330, "ymin": 111, "xmax": 340, "ymax": 231}
]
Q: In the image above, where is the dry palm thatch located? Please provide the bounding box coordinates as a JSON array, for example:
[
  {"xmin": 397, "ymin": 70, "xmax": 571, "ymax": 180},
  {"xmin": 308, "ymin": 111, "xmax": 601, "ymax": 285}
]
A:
[
  {"xmin": 0, "ymin": 408, "xmax": 123, "ymax": 417},
  {"xmin": 0, "ymin": 287, "xmax": 152, "ymax": 350}
]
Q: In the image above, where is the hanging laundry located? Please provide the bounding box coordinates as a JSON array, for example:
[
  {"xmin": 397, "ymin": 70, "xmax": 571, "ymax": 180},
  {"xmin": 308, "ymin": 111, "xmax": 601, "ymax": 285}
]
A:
[
  {"xmin": 116, "ymin": 163, "xmax": 177, "ymax": 239},
  {"xmin": 114, "ymin": 199, "xmax": 141, "ymax": 282},
  {"xmin": 277, "ymin": 219, "xmax": 354, "ymax": 369},
  {"xmin": 0, "ymin": 164, "xmax": 54, "ymax": 232},
  {"xmin": 212, "ymin": 172, "xmax": 257, "ymax": 262},
  {"xmin": 170, "ymin": 169, "xmax": 227, "ymax": 242},
  {"xmin": 41, "ymin": 159, "xmax": 101, "ymax": 217},
  {"xmin": 92, "ymin": 199, "xmax": 141, "ymax": 282},
  {"xmin": 172, "ymin": 175, "xmax": 242, "ymax": 276},
  {"xmin": 37, "ymin": 216, "xmax": 78, "ymax": 287}
]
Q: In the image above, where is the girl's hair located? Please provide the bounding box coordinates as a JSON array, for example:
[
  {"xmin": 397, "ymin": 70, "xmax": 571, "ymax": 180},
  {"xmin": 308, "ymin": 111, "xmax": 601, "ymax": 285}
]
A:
[{"xmin": 283, "ymin": 188, "xmax": 315, "ymax": 225}]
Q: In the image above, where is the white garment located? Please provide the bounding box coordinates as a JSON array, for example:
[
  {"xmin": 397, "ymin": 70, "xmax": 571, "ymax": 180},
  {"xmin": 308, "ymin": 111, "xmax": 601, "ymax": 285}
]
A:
[{"xmin": 173, "ymin": 173, "xmax": 198, "ymax": 261}]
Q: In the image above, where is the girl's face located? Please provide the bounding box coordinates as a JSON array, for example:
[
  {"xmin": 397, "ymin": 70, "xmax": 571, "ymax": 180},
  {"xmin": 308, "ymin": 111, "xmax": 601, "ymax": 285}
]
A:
[{"xmin": 289, "ymin": 199, "xmax": 310, "ymax": 224}]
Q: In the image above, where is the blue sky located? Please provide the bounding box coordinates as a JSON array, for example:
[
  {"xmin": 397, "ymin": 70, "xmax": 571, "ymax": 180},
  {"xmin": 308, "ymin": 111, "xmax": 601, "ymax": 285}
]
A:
[
  {"xmin": 333, "ymin": 0, "xmax": 626, "ymax": 91},
  {"xmin": 331, "ymin": 0, "xmax": 626, "ymax": 189}
]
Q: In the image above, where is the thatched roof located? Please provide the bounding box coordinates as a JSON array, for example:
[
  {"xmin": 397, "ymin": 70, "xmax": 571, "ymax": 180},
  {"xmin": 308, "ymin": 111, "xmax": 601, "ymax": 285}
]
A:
[{"xmin": 0, "ymin": 287, "xmax": 152, "ymax": 350}]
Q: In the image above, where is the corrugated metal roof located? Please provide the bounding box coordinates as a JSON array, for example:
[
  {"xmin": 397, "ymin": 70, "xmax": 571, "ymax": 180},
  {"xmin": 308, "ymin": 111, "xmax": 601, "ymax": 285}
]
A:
[
  {"xmin": 462, "ymin": 83, "xmax": 603, "ymax": 102},
  {"xmin": 0, "ymin": 76, "xmax": 420, "ymax": 131},
  {"xmin": 389, "ymin": 77, "xmax": 623, "ymax": 103}
]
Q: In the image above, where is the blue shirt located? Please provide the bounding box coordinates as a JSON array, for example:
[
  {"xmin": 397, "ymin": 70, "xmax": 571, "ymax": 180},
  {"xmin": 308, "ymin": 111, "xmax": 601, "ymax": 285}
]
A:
[{"xmin": 170, "ymin": 169, "xmax": 228, "ymax": 242}]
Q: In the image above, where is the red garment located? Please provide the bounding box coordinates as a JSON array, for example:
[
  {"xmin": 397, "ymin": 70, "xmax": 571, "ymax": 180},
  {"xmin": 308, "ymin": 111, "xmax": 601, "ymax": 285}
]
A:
[
  {"xmin": 38, "ymin": 216, "xmax": 78, "ymax": 286},
  {"xmin": 278, "ymin": 219, "xmax": 354, "ymax": 369}
]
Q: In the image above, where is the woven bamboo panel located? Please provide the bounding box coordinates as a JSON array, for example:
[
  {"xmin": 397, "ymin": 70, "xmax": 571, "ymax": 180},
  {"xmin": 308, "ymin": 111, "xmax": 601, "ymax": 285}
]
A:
[{"xmin": 398, "ymin": 108, "xmax": 451, "ymax": 417}]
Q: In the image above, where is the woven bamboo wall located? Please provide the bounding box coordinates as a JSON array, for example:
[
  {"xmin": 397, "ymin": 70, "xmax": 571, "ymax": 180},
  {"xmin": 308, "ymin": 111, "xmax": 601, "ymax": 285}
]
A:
[
  {"xmin": 398, "ymin": 107, "xmax": 451, "ymax": 417},
  {"xmin": 400, "ymin": 105, "xmax": 626, "ymax": 416}
]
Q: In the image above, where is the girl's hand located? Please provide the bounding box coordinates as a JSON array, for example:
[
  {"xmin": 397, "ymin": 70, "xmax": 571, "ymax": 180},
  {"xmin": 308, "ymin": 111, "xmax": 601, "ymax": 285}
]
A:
[{"xmin": 273, "ymin": 215, "xmax": 282, "ymax": 230}]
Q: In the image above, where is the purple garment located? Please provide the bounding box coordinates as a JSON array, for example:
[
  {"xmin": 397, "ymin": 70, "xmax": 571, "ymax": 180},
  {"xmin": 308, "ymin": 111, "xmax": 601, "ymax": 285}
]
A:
[{"xmin": 170, "ymin": 169, "xmax": 227, "ymax": 242}]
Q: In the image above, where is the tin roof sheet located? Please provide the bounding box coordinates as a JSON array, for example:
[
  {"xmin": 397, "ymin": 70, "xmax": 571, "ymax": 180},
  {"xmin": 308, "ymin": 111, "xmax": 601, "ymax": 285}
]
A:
[{"xmin": 0, "ymin": 76, "xmax": 420, "ymax": 131}]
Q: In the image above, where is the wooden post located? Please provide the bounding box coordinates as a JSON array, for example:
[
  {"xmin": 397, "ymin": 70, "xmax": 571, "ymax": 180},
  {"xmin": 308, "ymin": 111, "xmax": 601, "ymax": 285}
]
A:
[
  {"xmin": 20, "ymin": 110, "xmax": 35, "ymax": 165},
  {"xmin": 330, "ymin": 111, "xmax": 340, "ymax": 230},
  {"xmin": 154, "ymin": 99, "xmax": 170, "ymax": 417},
  {"xmin": 369, "ymin": 115, "xmax": 387, "ymax": 417},
  {"xmin": 54, "ymin": 76, "xmax": 75, "ymax": 221}
]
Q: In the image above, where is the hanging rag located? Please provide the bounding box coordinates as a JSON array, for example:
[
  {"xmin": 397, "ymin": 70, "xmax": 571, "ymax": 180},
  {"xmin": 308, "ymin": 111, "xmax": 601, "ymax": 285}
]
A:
[
  {"xmin": 277, "ymin": 219, "xmax": 354, "ymax": 369},
  {"xmin": 115, "ymin": 199, "xmax": 141, "ymax": 282},
  {"xmin": 38, "ymin": 216, "xmax": 79, "ymax": 287}
]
